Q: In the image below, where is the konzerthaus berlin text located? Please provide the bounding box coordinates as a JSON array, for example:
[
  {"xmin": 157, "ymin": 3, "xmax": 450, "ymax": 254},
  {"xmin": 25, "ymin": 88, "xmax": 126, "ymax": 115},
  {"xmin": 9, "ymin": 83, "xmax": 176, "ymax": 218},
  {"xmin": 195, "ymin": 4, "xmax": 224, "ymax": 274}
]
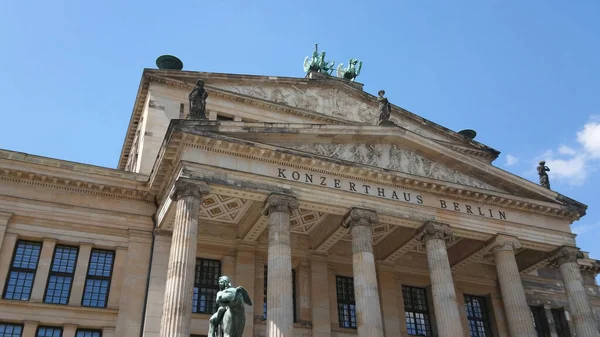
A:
[{"xmin": 0, "ymin": 57, "xmax": 598, "ymax": 337}]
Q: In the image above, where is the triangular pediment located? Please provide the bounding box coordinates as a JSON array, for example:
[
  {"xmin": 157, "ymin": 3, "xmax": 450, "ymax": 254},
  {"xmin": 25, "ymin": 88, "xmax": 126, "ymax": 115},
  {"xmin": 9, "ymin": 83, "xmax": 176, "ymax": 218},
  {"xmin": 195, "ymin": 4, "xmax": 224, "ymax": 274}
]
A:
[
  {"xmin": 139, "ymin": 69, "xmax": 499, "ymax": 164},
  {"xmin": 174, "ymin": 121, "xmax": 569, "ymax": 206}
]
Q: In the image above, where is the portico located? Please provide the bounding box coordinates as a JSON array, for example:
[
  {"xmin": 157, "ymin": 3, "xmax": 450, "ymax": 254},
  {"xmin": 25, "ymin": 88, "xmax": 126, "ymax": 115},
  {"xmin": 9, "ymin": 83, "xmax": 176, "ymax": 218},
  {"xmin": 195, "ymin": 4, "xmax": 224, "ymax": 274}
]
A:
[{"xmin": 141, "ymin": 117, "xmax": 596, "ymax": 337}]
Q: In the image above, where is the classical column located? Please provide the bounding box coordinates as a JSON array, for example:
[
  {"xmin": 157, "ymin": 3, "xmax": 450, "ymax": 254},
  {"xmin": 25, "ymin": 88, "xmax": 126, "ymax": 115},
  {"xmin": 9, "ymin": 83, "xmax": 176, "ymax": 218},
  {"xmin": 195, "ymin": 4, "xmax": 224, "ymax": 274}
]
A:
[
  {"xmin": 342, "ymin": 208, "xmax": 384, "ymax": 337},
  {"xmin": 489, "ymin": 235, "xmax": 537, "ymax": 337},
  {"xmin": 419, "ymin": 221, "xmax": 464, "ymax": 337},
  {"xmin": 159, "ymin": 179, "xmax": 210, "ymax": 337},
  {"xmin": 552, "ymin": 246, "xmax": 600, "ymax": 337},
  {"xmin": 262, "ymin": 193, "xmax": 298, "ymax": 337}
]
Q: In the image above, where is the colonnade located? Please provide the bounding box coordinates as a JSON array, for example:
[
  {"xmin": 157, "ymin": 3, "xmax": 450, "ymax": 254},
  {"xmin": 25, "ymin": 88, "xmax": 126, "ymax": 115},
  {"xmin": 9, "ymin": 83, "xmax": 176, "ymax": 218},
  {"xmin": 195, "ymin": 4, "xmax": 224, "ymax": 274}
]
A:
[{"xmin": 158, "ymin": 179, "xmax": 599, "ymax": 337}]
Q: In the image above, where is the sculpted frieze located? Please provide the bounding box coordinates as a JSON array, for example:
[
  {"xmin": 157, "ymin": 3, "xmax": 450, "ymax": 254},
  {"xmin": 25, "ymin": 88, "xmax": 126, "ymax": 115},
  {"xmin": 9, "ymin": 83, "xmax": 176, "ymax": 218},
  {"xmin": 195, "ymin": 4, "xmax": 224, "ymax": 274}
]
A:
[
  {"xmin": 217, "ymin": 85, "xmax": 377, "ymax": 125},
  {"xmin": 285, "ymin": 143, "xmax": 499, "ymax": 191}
]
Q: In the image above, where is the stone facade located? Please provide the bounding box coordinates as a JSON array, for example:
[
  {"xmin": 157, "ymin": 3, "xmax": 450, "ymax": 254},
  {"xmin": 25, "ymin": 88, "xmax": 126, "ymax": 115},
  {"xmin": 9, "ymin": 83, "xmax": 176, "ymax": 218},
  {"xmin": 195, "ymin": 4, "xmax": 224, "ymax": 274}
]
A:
[{"xmin": 0, "ymin": 68, "xmax": 597, "ymax": 337}]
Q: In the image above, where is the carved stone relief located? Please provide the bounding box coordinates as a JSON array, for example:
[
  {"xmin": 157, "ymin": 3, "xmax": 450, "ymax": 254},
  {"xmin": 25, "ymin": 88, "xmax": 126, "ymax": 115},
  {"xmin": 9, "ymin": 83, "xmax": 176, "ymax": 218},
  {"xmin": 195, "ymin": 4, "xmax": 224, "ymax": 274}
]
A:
[
  {"xmin": 219, "ymin": 85, "xmax": 379, "ymax": 124},
  {"xmin": 284, "ymin": 143, "xmax": 500, "ymax": 191}
]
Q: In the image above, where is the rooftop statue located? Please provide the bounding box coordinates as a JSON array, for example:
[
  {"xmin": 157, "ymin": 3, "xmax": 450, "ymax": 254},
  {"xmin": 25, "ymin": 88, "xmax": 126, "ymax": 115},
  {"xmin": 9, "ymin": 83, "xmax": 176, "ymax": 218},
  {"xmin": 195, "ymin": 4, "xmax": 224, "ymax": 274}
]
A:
[
  {"xmin": 537, "ymin": 161, "xmax": 551, "ymax": 189},
  {"xmin": 337, "ymin": 58, "xmax": 362, "ymax": 82},
  {"xmin": 303, "ymin": 43, "xmax": 335, "ymax": 75},
  {"xmin": 188, "ymin": 79, "xmax": 209, "ymax": 120},
  {"xmin": 377, "ymin": 90, "xmax": 392, "ymax": 125},
  {"xmin": 208, "ymin": 276, "xmax": 252, "ymax": 337}
]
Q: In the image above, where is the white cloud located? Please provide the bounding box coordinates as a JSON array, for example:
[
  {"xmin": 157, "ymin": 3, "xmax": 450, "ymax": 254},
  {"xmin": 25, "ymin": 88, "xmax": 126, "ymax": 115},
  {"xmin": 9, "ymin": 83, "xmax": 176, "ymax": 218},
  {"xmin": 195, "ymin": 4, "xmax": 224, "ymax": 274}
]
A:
[
  {"xmin": 505, "ymin": 154, "xmax": 519, "ymax": 166},
  {"xmin": 577, "ymin": 118, "xmax": 600, "ymax": 158},
  {"xmin": 533, "ymin": 117, "xmax": 600, "ymax": 186},
  {"xmin": 558, "ymin": 145, "xmax": 576, "ymax": 156}
]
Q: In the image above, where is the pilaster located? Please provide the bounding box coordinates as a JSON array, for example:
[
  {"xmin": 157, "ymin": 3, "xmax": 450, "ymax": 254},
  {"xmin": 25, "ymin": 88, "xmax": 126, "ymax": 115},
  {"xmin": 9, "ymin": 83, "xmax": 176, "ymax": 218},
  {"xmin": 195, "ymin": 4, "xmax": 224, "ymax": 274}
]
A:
[
  {"xmin": 0, "ymin": 211, "xmax": 12, "ymax": 253},
  {"xmin": 0, "ymin": 233, "xmax": 18, "ymax": 295},
  {"xmin": 30, "ymin": 238, "xmax": 57, "ymax": 302},
  {"xmin": 235, "ymin": 241, "xmax": 256, "ymax": 337},
  {"xmin": 69, "ymin": 242, "xmax": 93, "ymax": 306},
  {"xmin": 310, "ymin": 252, "xmax": 331, "ymax": 337},
  {"xmin": 377, "ymin": 261, "xmax": 400, "ymax": 337}
]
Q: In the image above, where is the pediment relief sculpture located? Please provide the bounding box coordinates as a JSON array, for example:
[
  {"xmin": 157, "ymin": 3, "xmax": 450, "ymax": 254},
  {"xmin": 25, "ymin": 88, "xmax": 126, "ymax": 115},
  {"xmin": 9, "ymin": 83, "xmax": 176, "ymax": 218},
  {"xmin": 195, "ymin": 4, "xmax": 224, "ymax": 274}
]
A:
[{"xmin": 285, "ymin": 143, "xmax": 500, "ymax": 191}]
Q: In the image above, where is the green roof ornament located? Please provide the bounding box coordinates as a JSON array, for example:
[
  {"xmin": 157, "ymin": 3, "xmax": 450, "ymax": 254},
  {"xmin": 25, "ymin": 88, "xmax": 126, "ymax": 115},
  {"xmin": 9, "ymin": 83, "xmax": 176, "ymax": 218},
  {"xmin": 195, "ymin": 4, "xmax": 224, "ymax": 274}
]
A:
[
  {"xmin": 337, "ymin": 58, "xmax": 362, "ymax": 82},
  {"xmin": 303, "ymin": 43, "xmax": 336, "ymax": 75}
]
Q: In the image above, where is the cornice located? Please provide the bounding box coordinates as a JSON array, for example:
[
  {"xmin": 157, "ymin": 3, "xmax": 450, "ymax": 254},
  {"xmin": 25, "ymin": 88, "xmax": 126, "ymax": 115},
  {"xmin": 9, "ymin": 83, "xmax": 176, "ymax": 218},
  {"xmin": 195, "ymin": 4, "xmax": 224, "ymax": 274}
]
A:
[
  {"xmin": 0, "ymin": 165, "xmax": 151, "ymax": 202},
  {"xmin": 159, "ymin": 132, "xmax": 581, "ymax": 221}
]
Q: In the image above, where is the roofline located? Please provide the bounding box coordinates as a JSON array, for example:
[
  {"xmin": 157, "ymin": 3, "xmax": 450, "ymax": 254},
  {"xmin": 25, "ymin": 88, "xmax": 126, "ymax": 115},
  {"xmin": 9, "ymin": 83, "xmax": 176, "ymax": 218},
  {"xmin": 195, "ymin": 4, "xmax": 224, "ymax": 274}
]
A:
[{"xmin": 117, "ymin": 69, "xmax": 501, "ymax": 169}]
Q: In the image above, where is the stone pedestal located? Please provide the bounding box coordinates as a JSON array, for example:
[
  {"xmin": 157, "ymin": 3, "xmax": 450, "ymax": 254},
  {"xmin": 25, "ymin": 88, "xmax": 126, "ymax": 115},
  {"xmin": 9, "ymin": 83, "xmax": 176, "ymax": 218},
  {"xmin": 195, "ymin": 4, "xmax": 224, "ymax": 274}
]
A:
[
  {"xmin": 552, "ymin": 246, "xmax": 600, "ymax": 337},
  {"xmin": 419, "ymin": 221, "xmax": 464, "ymax": 337},
  {"xmin": 159, "ymin": 179, "xmax": 210, "ymax": 337},
  {"xmin": 262, "ymin": 193, "xmax": 298, "ymax": 337},
  {"xmin": 343, "ymin": 208, "xmax": 384, "ymax": 337},
  {"xmin": 490, "ymin": 235, "xmax": 537, "ymax": 337}
]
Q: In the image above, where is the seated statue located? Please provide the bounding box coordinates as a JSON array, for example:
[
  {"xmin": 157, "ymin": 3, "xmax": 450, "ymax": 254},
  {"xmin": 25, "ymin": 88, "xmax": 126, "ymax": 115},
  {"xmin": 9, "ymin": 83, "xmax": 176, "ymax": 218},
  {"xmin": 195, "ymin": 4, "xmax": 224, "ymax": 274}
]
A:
[{"xmin": 208, "ymin": 276, "xmax": 252, "ymax": 337}]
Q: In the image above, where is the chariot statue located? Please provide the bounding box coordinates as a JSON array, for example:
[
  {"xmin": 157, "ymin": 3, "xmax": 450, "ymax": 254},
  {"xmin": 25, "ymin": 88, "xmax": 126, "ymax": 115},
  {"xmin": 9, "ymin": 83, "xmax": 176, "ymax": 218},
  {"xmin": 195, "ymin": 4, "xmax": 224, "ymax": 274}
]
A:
[
  {"xmin": 208, "ymin": 276, "xmax": 252, "ymax": 337},
  {"xmin": 337, "ymin": 58, "xmax": 362, "ymax": 82},
  {"xmin": 303, "ymin": 43, "xmax": 335, "ymax": 75}
]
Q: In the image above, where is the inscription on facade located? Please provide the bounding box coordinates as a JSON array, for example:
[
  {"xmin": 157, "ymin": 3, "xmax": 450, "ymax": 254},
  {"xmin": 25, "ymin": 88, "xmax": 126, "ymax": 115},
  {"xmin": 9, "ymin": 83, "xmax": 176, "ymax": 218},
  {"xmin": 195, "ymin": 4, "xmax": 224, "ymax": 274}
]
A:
[{"xmin": 275, "ymin": 167, "xmax": 508, "ymax": 220}]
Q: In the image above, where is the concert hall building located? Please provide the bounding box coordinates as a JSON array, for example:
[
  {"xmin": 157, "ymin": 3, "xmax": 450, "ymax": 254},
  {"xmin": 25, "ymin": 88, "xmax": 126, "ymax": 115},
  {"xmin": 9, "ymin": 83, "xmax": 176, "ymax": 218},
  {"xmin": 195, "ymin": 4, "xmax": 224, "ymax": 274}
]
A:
[{"xmin": 0, "ymin": 60, "xmax": 598, "ymax": 337}]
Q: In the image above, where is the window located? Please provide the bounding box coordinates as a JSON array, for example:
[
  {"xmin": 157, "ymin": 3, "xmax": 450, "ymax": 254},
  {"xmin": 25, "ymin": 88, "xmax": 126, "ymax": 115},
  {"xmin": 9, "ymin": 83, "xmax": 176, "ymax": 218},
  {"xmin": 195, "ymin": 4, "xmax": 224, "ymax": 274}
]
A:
[
  {"xmin": 82, "ymin": 249, "xmax": 114, "ymax": 308},
  {"xmin": 44, "ymin": 245, "xmax": 78, "ymax": 304},
  {"xmin": 75, "ymin": 330, "xmax": 101, "ymax": 337},
  {"xmin": 193, "ymin": 259, "xmax": 221, "ymax": 314},
  {"xmin": 216, "ymin": 114, "xmax": 234, "ymax": 121},
  {"xmin": 3, "ymin": 241, "xmax": 42, "ymax": 300},
  {"xmin": 36, "ymin": 327, "xmax": 62, "ymax": 337},
  {"xmin": 262, "ymin": 266, "xmax": 296, "ymax": 322},
  {"xmin": 0, "ymin": 323, "xmax": 23, "ymax": 337},
  {"xmin": 531, "ymin": 306, "xmax": 550, "ymax": 337},
  {"xmin": 551, "ymin": 309, "xmax": 570, "ymax": 337},
  {"xmin": 464, "ymin": 295, "xmax": 492, "ymax": 337},
  {"xmin": 336, "ymin": 276, "xmax": 356, "ymax": 329},
  {"xmin": 402, "ymin": 286, "xmax": 432, "ymax": 336}
]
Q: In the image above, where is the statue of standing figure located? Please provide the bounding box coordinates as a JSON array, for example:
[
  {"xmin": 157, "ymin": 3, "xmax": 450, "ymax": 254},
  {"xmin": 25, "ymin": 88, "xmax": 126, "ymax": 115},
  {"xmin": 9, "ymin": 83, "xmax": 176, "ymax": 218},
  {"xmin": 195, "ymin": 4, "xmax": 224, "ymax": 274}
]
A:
[
  {"xmin": 537, "ymin": 160, "xmax": 551, "ymax": 189},
  {"xmin": 377, "ymin": 90, "xmax": 392, "ymax": 125},
  {"xmin": 188, "ymin": 79, "xmax": 209, "ymax": 120},
  {"xmin": 208, "ymin": 276, "xmax": 252, "ymax": 337}
]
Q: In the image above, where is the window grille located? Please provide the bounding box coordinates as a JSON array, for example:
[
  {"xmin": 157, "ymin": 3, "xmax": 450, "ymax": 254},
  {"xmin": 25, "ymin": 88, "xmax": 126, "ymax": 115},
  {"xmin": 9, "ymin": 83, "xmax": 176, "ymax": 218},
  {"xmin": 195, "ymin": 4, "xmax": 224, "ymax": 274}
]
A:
[
  {"xmin": 36, "ymin": 327, "xmax": 62, "ymax": 337},
  {"xmin": 75, "ymin": 330, "xmax": 101, "ymax": 337},
  {"xmin": 3, "ymin": 241, "xmax": 42, "ymax": 300},
  {"xmin": 402, "ymin": 285, "xmax": 432, "ymax": 336},
  {"xmin": 336, "ymin": 276, "xmax": 356, "ymax": 329},
  {"xmin": 0, "ymin": 323, "xmax": 23, "ymax": 337},
  {"xmin": 193, "ymin": 259, "xmax": 221, "ymax": 314},
  {"xmin": 44, "ymin": 245, "xmax": 78, "ymax": 304},
  {"xmin": 82, "ymin": 249, "xmax": 114, "ymax": 308},
  {"xmin": 464, "ymin": 295, "xmax": 492, "ymax": 337}
]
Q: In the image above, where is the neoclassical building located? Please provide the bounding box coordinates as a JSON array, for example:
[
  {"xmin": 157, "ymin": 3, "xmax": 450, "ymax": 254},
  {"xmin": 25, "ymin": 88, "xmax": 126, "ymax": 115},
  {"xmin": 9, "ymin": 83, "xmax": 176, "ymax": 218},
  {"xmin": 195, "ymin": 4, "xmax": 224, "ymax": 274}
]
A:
[{"xmin": 0, "ymin": 62, "xmax": 598, "ymax": 337}]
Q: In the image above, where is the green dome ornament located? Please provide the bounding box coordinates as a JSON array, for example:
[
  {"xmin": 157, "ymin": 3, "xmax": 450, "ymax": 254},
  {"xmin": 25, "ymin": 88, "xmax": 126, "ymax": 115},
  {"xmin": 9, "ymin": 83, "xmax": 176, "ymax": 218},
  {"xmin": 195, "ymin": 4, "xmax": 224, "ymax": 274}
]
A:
[{"xmin": 156, "ymin": 55, "xmax": 183, "ymax": 70}]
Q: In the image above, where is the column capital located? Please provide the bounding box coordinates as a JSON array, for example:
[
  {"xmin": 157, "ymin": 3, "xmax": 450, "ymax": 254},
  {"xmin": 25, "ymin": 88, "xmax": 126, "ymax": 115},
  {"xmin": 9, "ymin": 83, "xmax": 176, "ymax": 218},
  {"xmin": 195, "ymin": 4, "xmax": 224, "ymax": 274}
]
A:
[
  {"xmin": 550, "ymin": 246, "xmax": 583, "ymax": 265},
  {"xmin": 169, "ymin": 179, "xmax": 210, "ymax": 201},
  {"xmin": 261, "ymin": 193, "xmax": 298, "ymax": 215},
  {"xmin": 341, "ymin": 208, "xmax": 378, "ymax": 229},
  {"xmin": 418, "ymin": 221, "xmax": 453, "ymax": 243},
  {"xmin": 488, "ymin": 234, "xmax": 521, "ymax": 253}
]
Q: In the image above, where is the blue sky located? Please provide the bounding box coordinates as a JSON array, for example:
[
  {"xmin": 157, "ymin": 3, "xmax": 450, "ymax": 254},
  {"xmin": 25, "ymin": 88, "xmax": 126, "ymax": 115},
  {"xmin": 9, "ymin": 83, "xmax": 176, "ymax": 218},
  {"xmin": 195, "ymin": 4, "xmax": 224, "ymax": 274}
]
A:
[{"xmin": 1, "ymin": 1, "xmax": 599, "ymax": 258}]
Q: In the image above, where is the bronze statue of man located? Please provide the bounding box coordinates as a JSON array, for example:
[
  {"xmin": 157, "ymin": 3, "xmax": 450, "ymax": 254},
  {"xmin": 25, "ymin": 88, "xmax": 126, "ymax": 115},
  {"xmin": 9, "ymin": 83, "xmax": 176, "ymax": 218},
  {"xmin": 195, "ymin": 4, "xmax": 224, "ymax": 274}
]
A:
[
  {"xmin": 537, "ymin": 160, "xmax": 551, "ymax": 189},
  {"xmin": 377, "ymin": 90, "xmax": 392, "ymax": 125},
  {"xmin": 188, "ymin": 79, "xmax": 208, "ymax": 119},
  {"xmin": 208, "ymin": 276, "xmax": 252, "ymax": 337}
]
